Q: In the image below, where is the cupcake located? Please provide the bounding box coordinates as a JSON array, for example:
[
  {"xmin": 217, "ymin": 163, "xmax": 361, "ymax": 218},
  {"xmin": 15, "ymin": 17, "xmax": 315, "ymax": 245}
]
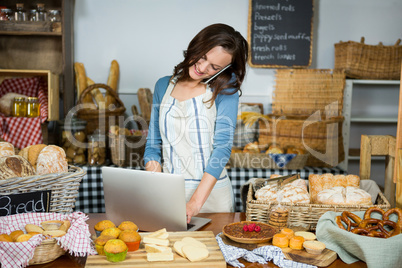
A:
[
  {"xmin": 104, "ymin": 239, "xmax": 128, "ymax": 262},
  {"xmin": 94, "ymin": 220, "xmax": 116, "ymax": 237},
  {"xmin": 118, "ymin": 221, "xmax": 138, "ymax": 231},
  {"xmin": 94, "ymin": 235, "xmax": 115, "ymax": 255},
  {"xmin": 101, "ymin": 227, "xmax": 121, "ymax": 239},
  {"xmin": 118, "ymin": 230, "xmax": 141, "ymax": 252}
]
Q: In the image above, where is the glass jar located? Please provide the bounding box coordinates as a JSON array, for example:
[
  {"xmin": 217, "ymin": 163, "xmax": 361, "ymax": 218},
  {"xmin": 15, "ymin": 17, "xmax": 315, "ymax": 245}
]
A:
[
  {"xmin": 47, "ymin": 9, "xmax": 61, "ymax": 22},
  {"xmin": 12, "ymin": 97, "xmax": 27, "ymax": 117},
  {"xmin": 26, "ymin": 97, "xmax": 40, "ymax": 117},
  {"xmin": 0, "ymin": 8, "xmax": 13, "ymax": 21},
  {"xmin": 88, "ymin": 129, "xmax": 107, "ymax": 166},
  {"xmin": 28, "ymin": 9, "xmax": 37, "ymax": 21},
  {"xmin": 14, "ymin": 3, "xmax": 27, "ymax": 21},
  {"xmin": 35, "ymin": 3, "xmax": 46, "ymax": 21},
  {"xmin": 59, "ymin": 118, "xmax": 87, "ymax": 165}
]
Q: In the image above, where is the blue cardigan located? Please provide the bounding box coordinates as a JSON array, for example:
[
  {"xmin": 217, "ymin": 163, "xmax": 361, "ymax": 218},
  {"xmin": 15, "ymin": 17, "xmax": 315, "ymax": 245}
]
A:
[{"xmin": 144, "ymin": 75, "xmax": 239, "ymax": 180}]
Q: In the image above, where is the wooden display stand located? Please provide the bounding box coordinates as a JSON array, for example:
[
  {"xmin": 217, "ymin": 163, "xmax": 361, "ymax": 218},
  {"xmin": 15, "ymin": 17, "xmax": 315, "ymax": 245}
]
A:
[
  {"xmin": 395, "ymin": 65, "xmax": 402, "ymax": 208},
  {"xmin": 360, "ymin": 135, "xmax": 396, "ymax": 207}
]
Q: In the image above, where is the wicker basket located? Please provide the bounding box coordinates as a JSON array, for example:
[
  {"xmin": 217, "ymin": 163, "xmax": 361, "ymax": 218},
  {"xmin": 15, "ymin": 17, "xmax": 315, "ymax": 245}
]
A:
[
  {"xmin": 334, "ymin": 37, "xmax": 402, "ymax": 80},
  {"xmin": 272, "ymin": 69, "xmax": 346, "ymax": 117},
  {"xmin": 109, "ymin": 134, "xmax": 146, "ymax": 167},
  {"xmin": 77, "ymin": 83, "xmax": 126, "ymax": 135},
  {"xmin": 229, "ymin": 152, "xmax": 308, "ymax": 169},
  {"xmin": 29, "ymin": 239, "xmax": 65, "ymax": 265},
  {"xmin": 258, "ymin": 115, "xmax": 344, "ymax": 167},
  {"xmin": 0, "ymin": 166, "xmax": 85, "ymax": 213},
  {"xmin": 246, "ymin": 184, "xmax": 391, "ymax": 231}
]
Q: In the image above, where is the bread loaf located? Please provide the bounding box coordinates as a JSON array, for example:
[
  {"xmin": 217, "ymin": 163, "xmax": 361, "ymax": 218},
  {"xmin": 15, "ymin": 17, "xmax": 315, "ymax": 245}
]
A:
[
  {"xmin": 0, "ymin": 142, "xmax": 15, "ymax": 157},
  {"xmin": 36, "ymin": 145, "xmax": 68, "ymax": 175},
  {"xmin": 87, "ymin": 77, "xmax": 105, "ymax": 109},
  {"xmin": 18, "ymin": 144, "xmax": 47, "ymax": 170},
  {"xmin": 137, "ymin": 88, "xmax": 153, "ymax": 121},
  {"xmin": 105, "ymin": 60, "xmax": 119, "ymax": 108},
  {"xmin": 243, "ymin": 141, "xmax": 260, "ymax": 153},
  {"xmin": 74, "ymin": 62, "xmax": 95, "ymax": 106},
  {"xmin": 0, "ymin": 93, "xmax": 28, "ymax": 116},
  {"xmin": 255, "ymin": 183, "xmax": 310, "ymax": 204},
  {"xmin": 309, "ymin": 173, "xmax": 360, "ymax": 202},
  {"xmin": 0, "ymin": 155, "xmax": 35, "ymax": 180},
  {"xmin": 316, "ymin": 186, "xmax": 372, "ymax": 205}
]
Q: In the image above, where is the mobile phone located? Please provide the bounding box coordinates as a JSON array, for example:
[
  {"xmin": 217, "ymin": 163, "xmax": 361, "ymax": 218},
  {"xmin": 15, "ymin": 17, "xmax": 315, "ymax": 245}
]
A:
[{"xmin": 203, "ymin": 64, "xmax": 231, "ymax": 84}]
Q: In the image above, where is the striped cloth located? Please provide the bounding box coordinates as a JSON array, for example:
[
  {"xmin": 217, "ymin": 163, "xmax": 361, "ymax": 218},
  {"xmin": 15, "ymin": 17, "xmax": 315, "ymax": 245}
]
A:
[
  {"xmin": 0, "ymin": 212, "xmax": 96, "ymax": 268},
  {"xmin": 216, "ymin": 232, "xmax": 317, "ymax": 268}
]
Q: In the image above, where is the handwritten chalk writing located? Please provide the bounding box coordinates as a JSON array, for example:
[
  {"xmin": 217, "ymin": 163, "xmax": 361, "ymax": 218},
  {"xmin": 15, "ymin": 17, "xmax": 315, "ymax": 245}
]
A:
[
  {"xmin": 0, "ymin": 191, "xmax": 51, "ymax": 216},
  {"xmin": 254, "ymin": 12, "xmax": 282, "ymax": 21},
  {"xmin": 248, "ymin": 0, "xmax": 313, "ymax": 67},
  {"xmin": 254, "ymin": 22, "xmax": 275, "ymax": 34},
  {"xmin": 277, "ymin": 53, "xmax": 296, "ymax": 60}
]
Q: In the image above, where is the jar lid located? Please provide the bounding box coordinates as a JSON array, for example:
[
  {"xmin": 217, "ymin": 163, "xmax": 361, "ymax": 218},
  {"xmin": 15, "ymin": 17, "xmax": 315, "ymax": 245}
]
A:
[
  {"xmin": 27, "ymin": 97, "xmax": 39, "ymax": 101},
  {"xmin": 48, "ymin": 9, "xmax": 60, "ymax": 14},
  {"xmin": 14, "ymin": 97, "xmax": 25, "ymax": 101}
]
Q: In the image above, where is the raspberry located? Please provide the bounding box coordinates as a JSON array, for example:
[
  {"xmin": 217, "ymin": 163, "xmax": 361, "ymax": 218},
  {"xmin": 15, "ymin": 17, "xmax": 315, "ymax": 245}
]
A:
[
  {"xmin": 248, "ymin": 225, "xmax": 255, "ymax": 232},
  {"xmin": 254, "ymin": 225, "xmax": 261, "ymax": 232},
  {"xmin": 243, "ymin": 225, "xmax": 248, "ymax": 232}
]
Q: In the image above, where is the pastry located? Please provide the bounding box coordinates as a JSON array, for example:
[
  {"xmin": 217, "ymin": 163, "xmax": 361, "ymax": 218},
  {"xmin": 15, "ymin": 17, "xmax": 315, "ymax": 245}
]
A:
[
  {"xmin": 41, "ymin": 220, "xmax": 64, "ymax": 231},
  {"xmin": 294, "ymin": 231, "xmax": 316, "ymax": 241},
  {"xmin": 36, "ymin": 145, "xmax": 69, "ymax": 175},
  {"xmin": 303, "ymin": 241, "xmax": 326, "ymax": 254},
  {"xmin": 255, "ymin": 184, "xmax": 310, "ymax": 204},
  {"xmin": 243, "ymin": 141, "xmax": 260, "ymax": 153},
  {"xmin": 0, "ymin": 155, "xmax": 35, "ymax": 180},
  {"xmin": 101, "ymin": 227, "xmax": 122, "ymax": 239},
  {"xmin": 316, "ymin": 186, "xmax": 372, "ymax": 205},
  {"xmin": 16, "ymin": 234, "xmax": 32, "ymax": 242},
  {"xmin": 286, "ymin": 147, "xmax": 305, "ymax": 155},
  {"xmin": 25, "ymin": 224, "xmax": 44, "ymax": 234},
  {"xmin": 272, "ymin": 233, "xmax": 289, "ymax": 248},
  {"xmin": 10, "ymin": 230, "xmax": 24, "ymax": 242},
  {"xmin": 289, "ymin": 235, "xmax": 304, "ymax": 250},
  {"xmin": 104, "ymin": 239, "xmax": 128, "ymax": 262},
  {"xmin": 0, "ymin": 142, "xmax": 15, "ymax": 157},
  {"xmin": 94, "ymin": 235, "xmax": 115, "ymax": 255},
  {"xmin": 95, "ymin": 220, "xmax": 116, "ymax": 232},
  {"xmin": 266, "ymin": 144, "xmax": 284, "ymax": 154},
  {"xmin": 280, "ymin": 228, "xmax": 294, "ymax": 239},
  {"xmin": 309, "ymin": 173, "xmax": 361, "ymax": 202},
  {"xmin": 0, "ymin": 234, "xmax": 12, "ymax": 242},
  {"xmin": 118, "ymin": 221, "xmax": 138, "ymax": 231}
]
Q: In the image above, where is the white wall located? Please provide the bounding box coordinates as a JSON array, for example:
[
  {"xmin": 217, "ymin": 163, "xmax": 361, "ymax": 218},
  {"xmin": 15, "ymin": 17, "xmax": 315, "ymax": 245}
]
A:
[{"xmin": 74, "ymin": 0, "xmax": 402, "ymax": 182}]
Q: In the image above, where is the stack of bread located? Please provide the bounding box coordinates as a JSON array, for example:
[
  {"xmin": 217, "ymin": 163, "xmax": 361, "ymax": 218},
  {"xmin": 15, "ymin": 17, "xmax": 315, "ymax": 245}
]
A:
[
  {"xmin": 74, "ymin": 60, "xmax": 120, "ymax": 110},
  {"xmin": 240, "ymin": 141, "xmax": 306, "ymax": 155},
  {"xmin": 0, "ymin": 142, "xmax": 68, "ymax": 179},
  {"xmin": 254, "ymin": 173, "xmax": 373, "ymax": 206}
]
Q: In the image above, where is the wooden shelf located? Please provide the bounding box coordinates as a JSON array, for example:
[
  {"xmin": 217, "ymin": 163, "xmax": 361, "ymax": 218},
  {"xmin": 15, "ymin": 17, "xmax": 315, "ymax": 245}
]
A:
[{"xmin": 0, "ymin": 30, "xmax": 62, "ymax": 36}]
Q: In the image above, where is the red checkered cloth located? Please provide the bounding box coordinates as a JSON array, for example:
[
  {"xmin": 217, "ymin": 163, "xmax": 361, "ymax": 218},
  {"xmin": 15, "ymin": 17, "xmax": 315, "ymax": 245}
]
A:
[
  {"xmin": 0, "ymin": 77, "xmax": 49, "ymax": 149},
  {"xmin": 0, "ymin": 212, "xmax": 96, "ymax": 268}
]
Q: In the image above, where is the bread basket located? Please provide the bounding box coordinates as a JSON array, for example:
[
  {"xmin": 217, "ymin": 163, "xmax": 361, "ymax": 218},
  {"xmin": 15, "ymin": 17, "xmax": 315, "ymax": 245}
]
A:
[{"xmin": 28, "ymin": 239, "xmax": 65, "ymax": 265}]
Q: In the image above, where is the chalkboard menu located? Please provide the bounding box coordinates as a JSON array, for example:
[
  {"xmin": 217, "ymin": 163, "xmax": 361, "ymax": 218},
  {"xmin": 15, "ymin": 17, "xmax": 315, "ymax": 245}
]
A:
[
  {"xmin": 0, "ymin": 190, "xmax": 51, "ymax": 216},
  {"xmin": 248, "ymin": 0, "xmax": 314, "ymax": 68}
]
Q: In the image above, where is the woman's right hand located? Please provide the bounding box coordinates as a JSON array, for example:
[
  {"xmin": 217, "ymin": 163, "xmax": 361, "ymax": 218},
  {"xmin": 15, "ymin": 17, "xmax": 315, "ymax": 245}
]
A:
[{"xmin": 145, "ymin": 160, "xmax": 162, "ymax": 172}]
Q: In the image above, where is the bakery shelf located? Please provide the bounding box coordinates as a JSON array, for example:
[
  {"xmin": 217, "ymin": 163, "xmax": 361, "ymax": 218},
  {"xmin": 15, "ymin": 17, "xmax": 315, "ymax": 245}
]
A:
[{"xmin": 350, "ymin": 116, "xmax": 398, "ymax": 123}]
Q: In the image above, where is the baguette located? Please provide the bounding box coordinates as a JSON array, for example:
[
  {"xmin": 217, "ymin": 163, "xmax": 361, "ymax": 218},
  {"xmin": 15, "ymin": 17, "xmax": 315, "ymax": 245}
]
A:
[
  {"xmin": 137, "ymin": 88, "xmax": 153, "ymax": 121},
  {"xmin": 87, "ymin": 77, "xmax": 106, "ymax": 109},
  {"xmin": 74, "ymin": 62, "xmax": 94, "ymax": 105},
  {"xmin": 105, "ymin": 60, "xmax": 119, "ymax": 108}
]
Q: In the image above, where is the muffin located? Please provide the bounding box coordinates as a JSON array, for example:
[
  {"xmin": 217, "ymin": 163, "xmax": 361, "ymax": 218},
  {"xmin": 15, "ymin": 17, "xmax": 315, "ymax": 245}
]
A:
[
  {"xmin": 104, "ymin": 239, "xmax": 128, "ymax": 262},
  {"xmin": 118, "ymin": 221, "xmax": 138, "ymax": 231},
  {"xmin": 118, "ymin": 230, "xmax": 141, "ymax": 252},
  {"xmin": 94, "ymin": 220, "xmax": 116, "ymax": 237},
  {"xmin": 94, "ymin": 235, "xmax": 115, "ymax": 255},
  {"xmin": 101, "ymin": 227, "xmax": 121, "ymax": 239}
]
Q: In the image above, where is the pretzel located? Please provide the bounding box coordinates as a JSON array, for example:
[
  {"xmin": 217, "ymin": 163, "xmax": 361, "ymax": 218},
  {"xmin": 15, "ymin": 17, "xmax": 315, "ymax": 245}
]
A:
[
  {"xmin": 341, "ymin": 211, "xmax": 362, "ymax": 231},
  {"xmin": 364, "ymin": 207, "xmax": 386, "ymax": 220},
  {"xmin": 336, "ymin": 216, "xmax": 347, "ymax": 230},
  {"xmin": 358, "ymin": 218, "xmax": 381, "ymax": 231},
  {"xmin": 383, "ymin": 208, "xmax": 402, "ymax": 229},
  {"xmin": 378, "ymin": 220, "xmax": 401, "ymax": 238}
]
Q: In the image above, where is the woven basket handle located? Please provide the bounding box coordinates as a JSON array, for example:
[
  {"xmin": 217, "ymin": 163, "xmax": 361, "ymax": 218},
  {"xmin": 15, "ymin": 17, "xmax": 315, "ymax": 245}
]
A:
[
  {"xmin": 77, "ymin": 83, "xmax": 125, "ymax": 109},
  {"xmin": 395, "ymin": 39, "xmax": 401, "ymax": 46}
]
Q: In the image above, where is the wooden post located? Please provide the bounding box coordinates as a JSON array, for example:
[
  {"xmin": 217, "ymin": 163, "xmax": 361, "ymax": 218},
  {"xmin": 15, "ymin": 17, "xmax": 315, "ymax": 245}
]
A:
[
  {"xmin": 395, "ymin": 64, "xmax": 402, "ymax": 208},
  {"xmin": 360, "ymin": 135, "xmax": 371, "ymax": 180}
]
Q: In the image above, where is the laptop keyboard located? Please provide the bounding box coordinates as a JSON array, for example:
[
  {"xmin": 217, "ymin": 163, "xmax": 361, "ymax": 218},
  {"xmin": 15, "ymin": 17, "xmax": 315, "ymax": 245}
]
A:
[{"xmin": 187, "ymin": 223, "xmax": 195, "ymax": 230}]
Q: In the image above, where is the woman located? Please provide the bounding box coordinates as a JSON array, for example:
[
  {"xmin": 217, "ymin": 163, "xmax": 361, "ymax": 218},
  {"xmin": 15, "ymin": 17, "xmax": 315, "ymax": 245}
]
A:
[{"xmin": 144, "ymin": 23, "xmax": 248, "ymax": 223}]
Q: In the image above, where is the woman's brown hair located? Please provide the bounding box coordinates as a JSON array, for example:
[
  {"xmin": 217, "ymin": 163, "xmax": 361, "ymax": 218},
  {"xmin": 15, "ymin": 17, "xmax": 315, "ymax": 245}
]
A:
[{"xmin": 173, "ymin": 23, "xmax": 248, "ymax": 103}]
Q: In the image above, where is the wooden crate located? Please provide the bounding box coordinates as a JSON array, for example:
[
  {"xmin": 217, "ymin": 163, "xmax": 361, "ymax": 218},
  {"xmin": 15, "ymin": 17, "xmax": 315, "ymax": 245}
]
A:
[{"xmin": 0, "ymin": 69, "xmax": 59, "ymax": 121}]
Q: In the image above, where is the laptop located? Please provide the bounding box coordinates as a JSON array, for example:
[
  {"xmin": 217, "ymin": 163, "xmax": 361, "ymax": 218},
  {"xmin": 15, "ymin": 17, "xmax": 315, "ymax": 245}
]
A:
[{"xmin": 101, "ymin": 167, "xmax": 211, "ymax": 232}]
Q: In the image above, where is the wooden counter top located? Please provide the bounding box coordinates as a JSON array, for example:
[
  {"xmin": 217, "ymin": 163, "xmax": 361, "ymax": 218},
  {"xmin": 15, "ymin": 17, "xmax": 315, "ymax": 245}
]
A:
[{"xmin": 29, "ymin": 213, "xmax": 367, "ymax": 268}]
